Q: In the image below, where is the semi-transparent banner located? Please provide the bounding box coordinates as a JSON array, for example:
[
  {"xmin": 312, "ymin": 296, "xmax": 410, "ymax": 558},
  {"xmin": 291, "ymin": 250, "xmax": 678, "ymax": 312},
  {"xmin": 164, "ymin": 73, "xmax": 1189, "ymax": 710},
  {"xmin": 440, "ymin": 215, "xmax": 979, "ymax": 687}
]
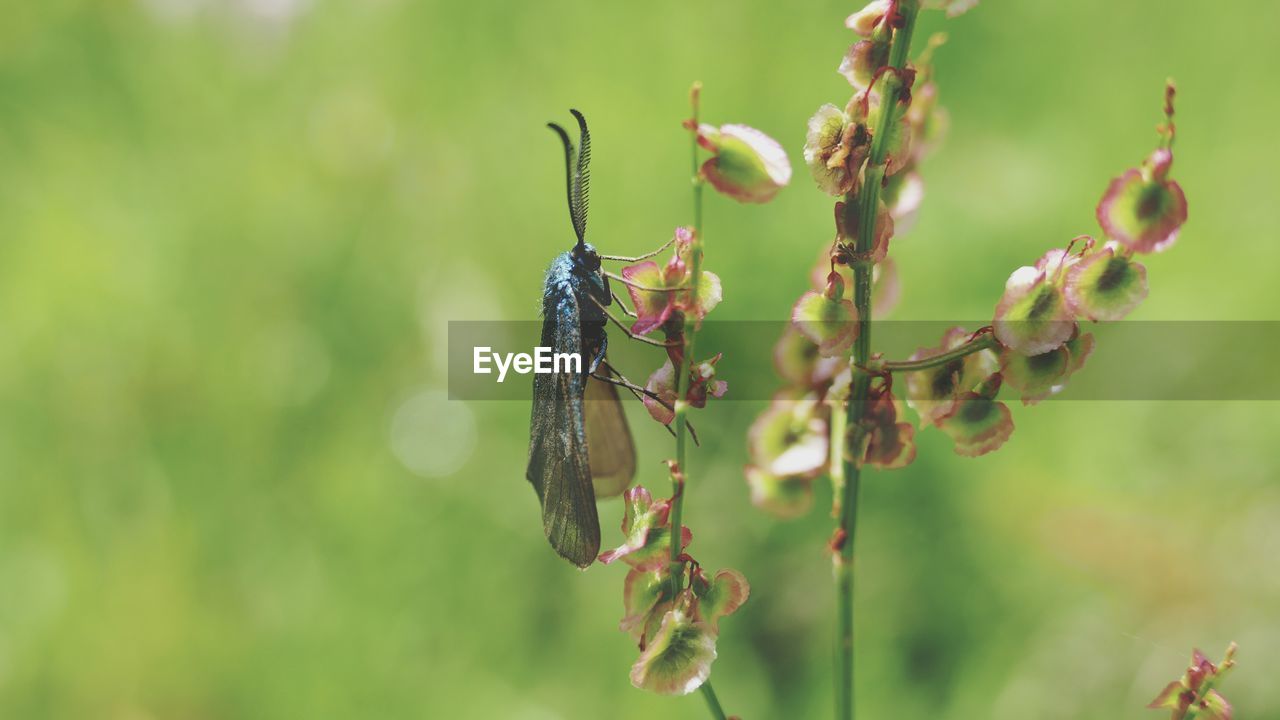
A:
[{"xmin": 448, "ymin": 321, "xmax": 1280, "ymax": 401}]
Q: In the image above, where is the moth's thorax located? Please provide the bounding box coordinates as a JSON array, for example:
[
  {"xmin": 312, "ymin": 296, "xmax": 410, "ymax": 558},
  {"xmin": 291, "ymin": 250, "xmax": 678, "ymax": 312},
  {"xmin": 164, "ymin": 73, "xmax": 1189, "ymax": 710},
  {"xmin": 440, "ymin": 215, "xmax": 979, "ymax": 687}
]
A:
[{"xmin": 542, "ymin": 246, "xmax": 610, "ymax": 319}]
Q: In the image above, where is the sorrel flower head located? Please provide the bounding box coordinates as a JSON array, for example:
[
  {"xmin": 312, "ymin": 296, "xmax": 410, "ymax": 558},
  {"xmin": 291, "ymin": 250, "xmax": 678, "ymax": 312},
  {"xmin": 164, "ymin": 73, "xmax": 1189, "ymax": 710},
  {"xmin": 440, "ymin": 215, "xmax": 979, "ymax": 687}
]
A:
[
  {"xmin": 642, "ymin": 355, "xmax": 727, "ymax": 425},
  {"xmin": 628, "ymin": 563, "xmax": 749, "ymax": 696},
  {"xmin": 598, "ymin": 486, "xmax": 692, "ymax": 569},
  {"xmin": 773, "ymin": 324, "xmax": 844, "ymax": 388},
  {"xmin": 748, "ymin": 395, "xmax": 829, "ymax": 479},
  {"xmin": 629, "ymin": 607, "xmax": 716, "ymax": 694},
  {"xmin": 1147, "ymin": 643, "xmax": 1237, "ymax": 720},
  {"xmin": 993, "ymin": 259, "xmax": 1077, "ymax": 356},
  {"xmin": 845, "ymin": 0, "xmax": 891, "ymax": 36},
  {"xmin": 690, "ymin": 123, "xmax": 791, "ymax": 203},
  {"xmin": 836, "ymin": 196, "xmax": 894, "ymax": 263},
  {"xmin": 609, "ymin": 487, "xmax": 750, "ymax": 697},
  {"xmin": 805, "ymin": 104, "xmax": 859, "ymax": 196},
  {"xmin": 792, "ymin": 271, "xmax": 859, "ymax": 357},
  {"xmin": 1098, "ymin": 145, "xmax": 1187, "ymax": 253},
  {"xmin": 622, "ymin": 227, "xmax": 722, "ymax": 336},
  {"xmin": 935, "ymin": 374, "xmax": 1014, "ymax": 457},
  {"xmin": 1097, "ymin": 82, "xmax": 1187, "ymax": 253},
  {"xmin": 839, "ymin": 39, "xmax": 889, "ymax": 92},
  {"xmin": 904, "ymin": 326, "xmax": 999, "ymax": 426},
  {"xmin": 1064, "ymin": 242, "xmax": 1149, "ymax": 321},
  {"xmin": 996, "ymin": 231, "xmax": 1154, "ymax": 357},
  {"xmin": 857, "ymin": 383, "xmax": 917, "ymax": 469},
  {"xmin": 998, "ymin": 343, "xmax": 1069, "ymax": 406}
]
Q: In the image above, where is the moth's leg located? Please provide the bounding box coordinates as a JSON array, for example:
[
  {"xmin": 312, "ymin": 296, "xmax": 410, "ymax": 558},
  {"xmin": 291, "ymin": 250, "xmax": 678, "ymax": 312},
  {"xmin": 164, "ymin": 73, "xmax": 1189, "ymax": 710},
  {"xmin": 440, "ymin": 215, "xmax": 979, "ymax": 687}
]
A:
[
  {"xmin": 590, "ymin": 366, "xmax": 682, "ymax": 441},
  {"xmin": 589, "ymin": 369, "xmax": 662, "ymax": 405},
  {"xmin": 588, "ymin": 334, "xmax": 607, "ymax": 374},
  {"xmin": 601, "ymin": 274, "xmax": 612, "ymax": 305},
  {"xmin": 603, "ymin": 271, "xmax": 689, "ymax": 293},
  {"xmin": 588, "ymin": 296, "xmax": 679, "ymax": 348},
  {"xmin": 597, "ymin": 361, "xmax": 700, "ymax": 447},
  {"xmin": 611, "ymin": 291, "xmax": 639, "ymax": 318},
  {"xmin": 597, "ymin": 235, "xmax": 676, "ymax": 263}
]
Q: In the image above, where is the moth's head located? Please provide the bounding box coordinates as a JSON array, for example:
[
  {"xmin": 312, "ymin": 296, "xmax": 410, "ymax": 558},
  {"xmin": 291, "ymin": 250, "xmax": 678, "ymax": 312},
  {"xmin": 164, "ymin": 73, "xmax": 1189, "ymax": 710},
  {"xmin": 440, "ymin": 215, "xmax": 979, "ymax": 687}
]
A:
[{"xmin": 572, "ymin": 242, "xmax": 601, "ymax": 272}]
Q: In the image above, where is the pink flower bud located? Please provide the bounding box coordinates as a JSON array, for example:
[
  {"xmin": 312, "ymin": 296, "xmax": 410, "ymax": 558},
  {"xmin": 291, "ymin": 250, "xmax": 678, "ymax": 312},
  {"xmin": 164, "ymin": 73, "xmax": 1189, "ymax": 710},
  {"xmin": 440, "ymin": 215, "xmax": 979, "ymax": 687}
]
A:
[{"xmin": 694, "ymin": 123, "xmax": 792, "ymax": 203}]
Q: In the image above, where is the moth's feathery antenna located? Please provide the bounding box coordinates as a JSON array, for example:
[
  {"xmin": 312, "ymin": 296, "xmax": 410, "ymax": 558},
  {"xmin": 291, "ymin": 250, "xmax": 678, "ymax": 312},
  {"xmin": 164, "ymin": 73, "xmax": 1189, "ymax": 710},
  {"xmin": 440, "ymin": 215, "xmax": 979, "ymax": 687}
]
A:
[
  {"xmin": 569, "ymin": 109, "xmax": 591, "ymax": 246},
  {"xmin": 547, "ymin": 121, "xmax": 584, "ymax": 247}
]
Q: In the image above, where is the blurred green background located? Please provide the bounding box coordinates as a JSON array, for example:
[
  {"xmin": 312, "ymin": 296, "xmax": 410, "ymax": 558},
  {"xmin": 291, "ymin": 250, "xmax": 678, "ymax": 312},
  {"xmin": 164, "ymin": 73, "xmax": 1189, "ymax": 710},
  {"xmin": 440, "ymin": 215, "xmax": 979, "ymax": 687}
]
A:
[{"xmin": 2, "ymin": 1, "xmax": 1278, "ymax": 718}]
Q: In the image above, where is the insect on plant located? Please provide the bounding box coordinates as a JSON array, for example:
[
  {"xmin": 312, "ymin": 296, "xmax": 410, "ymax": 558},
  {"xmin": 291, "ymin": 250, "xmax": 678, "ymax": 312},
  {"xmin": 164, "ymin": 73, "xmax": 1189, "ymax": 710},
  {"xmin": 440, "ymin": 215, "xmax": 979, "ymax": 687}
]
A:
[
  {"xmin": 524, "ymin": 92, "xmax": 789, "ymax": 714},
  {"xmin": 526, "ymin": 109, "xmax": 692, "ymax": 568},
  {"xmin": 518, "ymin": 4, "xmax": 1242, "ymax": 719}
]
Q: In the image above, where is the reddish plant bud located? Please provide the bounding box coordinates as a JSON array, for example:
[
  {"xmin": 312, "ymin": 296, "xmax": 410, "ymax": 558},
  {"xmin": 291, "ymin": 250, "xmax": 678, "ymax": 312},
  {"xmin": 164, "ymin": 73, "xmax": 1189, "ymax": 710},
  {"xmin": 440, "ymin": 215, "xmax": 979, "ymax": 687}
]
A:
[
  {"xmin": 839, "ymin": 39, "xmax": 890, "ymax": 92},
  {"xmin": 693, "ymin": 123, "xmax": 791, "ymax": 204},
  {"xmin": 845, "ymin": 0, "xmax": 891, "ymax": 36}
]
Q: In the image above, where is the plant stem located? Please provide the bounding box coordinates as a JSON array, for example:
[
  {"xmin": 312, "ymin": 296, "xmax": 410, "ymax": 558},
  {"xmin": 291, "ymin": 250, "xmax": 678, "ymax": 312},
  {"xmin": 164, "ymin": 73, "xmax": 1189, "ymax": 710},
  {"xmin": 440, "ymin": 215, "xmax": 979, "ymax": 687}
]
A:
[
  {"xmin": 1184, "ymin": 681, "xmax": 1222, "ymax": 720},
  {"xmin": 1183, "ymin": 657, "xmax": 1236, "ymax": 720},
  {"xmin": 883, "ymin": 334, "xmax": 997, "ymax": 373},
  {"xmin": 700, "ymin": 682, "xmax": 728, "ymax": 720},
  {"xmin": 670, "ymin": 83, "xmax": 705, "ymax": 596},
  {"xmin": 671, "ymin": 83, "xmax": 726, "ymax": 720},
  {"xmin": 834, "ymin": 5, "xmax": 919, "ymax": 720}
]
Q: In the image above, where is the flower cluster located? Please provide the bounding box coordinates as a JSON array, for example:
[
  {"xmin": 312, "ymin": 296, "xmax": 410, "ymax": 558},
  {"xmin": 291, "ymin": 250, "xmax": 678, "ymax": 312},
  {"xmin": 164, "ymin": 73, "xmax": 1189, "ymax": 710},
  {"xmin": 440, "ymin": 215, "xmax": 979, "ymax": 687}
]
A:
[
  {"xmin": 599, "ymin": 485, "xmax": 750, "ymax": 695},
  {"xmin": 895, "ymin": 83, "xmax": 1186, "ymax": 458},
  {"xmin": 995, "ymin": 83, "xmax": 1184, "ymax": 358},
  {"xmin": 619, "ymin": 226, "xmax": 730, "ymax": 420},
  {"xmin": 1147, "ymin": 643, "xmax": 1237, "ymax": 720},
  {"xmin": 598, "ymin": 94, "xmax": 784, "ymax": 702},
  {"xmin": 623, "ymin": 100, "xmax": 788, "ymax": 417},
  {"xmin": 749, "ymin": 0, "xmax": 962, "ymax": 517},
  {"xmin": 750, "ymin": 2, "xmax": 1188, "ymax": 522},
  {"xmin": 806, "ymin": 21, "xmax": 950, "ymax": 235}
]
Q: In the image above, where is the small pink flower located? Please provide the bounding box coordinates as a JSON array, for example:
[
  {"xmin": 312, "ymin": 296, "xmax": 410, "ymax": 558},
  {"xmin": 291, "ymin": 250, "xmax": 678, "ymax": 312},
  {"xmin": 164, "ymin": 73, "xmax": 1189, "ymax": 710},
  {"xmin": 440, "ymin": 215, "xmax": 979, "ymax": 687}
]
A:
[{"xmin": 622, "ymin": 227, "xmax": 722, "ymax": 336}]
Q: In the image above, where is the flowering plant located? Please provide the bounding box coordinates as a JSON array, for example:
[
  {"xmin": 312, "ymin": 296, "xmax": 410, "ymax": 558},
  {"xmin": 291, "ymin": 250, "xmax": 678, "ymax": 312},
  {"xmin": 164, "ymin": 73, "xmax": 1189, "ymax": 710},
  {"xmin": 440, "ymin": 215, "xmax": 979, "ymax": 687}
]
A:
[{"xmin": 536, "ymin": 4, "xmax": 1236, "ymax": 719}]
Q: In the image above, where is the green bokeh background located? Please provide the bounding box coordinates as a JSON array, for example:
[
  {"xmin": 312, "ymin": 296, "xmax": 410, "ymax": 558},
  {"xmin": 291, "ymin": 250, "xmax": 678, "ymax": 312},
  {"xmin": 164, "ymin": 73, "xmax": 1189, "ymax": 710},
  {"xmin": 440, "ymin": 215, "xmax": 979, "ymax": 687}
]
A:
[{"xmin": 2, "ymin": 1, "xmax": 1277, "ymax": 718}]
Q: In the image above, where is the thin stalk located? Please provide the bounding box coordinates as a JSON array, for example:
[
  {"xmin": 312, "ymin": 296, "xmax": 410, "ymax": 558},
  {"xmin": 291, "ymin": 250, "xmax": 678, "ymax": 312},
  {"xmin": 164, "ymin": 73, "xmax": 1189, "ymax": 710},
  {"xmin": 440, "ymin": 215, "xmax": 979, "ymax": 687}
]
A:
[
  {"xmin": 834, "ymin": 4, "xmax": 919, "ymax": 720},
  {"xmin": 883, "ymin": 335, "xmax": 997, "ymax": 373},
  {"xmin": 670, "ymin": 82, "xmax": 727, "ymax": 720},
  {"xmin": 670, "ymin": 83, "xmax": 705, "ymax": 593},
  {"xmin": 699, "ymin": 682, "xmax": 728, "ymax": 720},
  {"xmin": 1184, "ymin": 678, "xmax": 1226, "ymax": 720}
]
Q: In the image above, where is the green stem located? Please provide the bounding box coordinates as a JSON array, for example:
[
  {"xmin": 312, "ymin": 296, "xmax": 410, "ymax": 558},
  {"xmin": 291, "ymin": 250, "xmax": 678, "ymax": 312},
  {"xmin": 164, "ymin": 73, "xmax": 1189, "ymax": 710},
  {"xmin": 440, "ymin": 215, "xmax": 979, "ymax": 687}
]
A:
[
  {"xmin": 834, "ymin": 5, "xmax": 919, "ymax": 720},
  {"xmin": 700, "ymin": 682, "xmax": 728, "ymax": 720},
  {"xmin": 670, "ymin": 84, "xmax": 704, "ymax": 593},
  {"xmin": 671, "ymin": 83, "xmax": 727, "ymax": 720},
  {"xmin": 883, "ymin": 335, "xmax": 997, "ymax": 373}
]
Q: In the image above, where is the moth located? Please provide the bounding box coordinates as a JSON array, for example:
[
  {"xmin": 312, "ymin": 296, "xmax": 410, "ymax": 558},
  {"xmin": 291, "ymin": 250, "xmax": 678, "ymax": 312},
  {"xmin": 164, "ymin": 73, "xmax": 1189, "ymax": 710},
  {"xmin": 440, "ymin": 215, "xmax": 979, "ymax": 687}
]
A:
[
  {"xmin": 526, "ymin": 110, "xmax": 638, "ymax": 568},
  {"xmin": 527, "ymin": 110, "xmax": 693, "ymax": 568}
]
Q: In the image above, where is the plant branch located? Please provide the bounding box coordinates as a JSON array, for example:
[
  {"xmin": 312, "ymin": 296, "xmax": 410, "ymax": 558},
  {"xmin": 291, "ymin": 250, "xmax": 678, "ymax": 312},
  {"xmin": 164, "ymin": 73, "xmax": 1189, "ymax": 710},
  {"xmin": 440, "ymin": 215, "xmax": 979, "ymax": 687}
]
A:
[
  {"xmin": 700, "ymin": 682, "xmax": 728, "ymax": 720},
  {"xmin": 1183, "ymin": 645, "xmax": 1238, "ymax": 720},
  {"xmin": 883, "ymin": 334, "xmax": 997, "ymax": 373},
  {"xmin": 670, "ymin": 82, "xmax": 704, "ymax": 599},
  {"xmin": 670, "ymin": 82, "xmax": 729, "ymax": 720},
  {"xmin": 834, "ymin": 4, "xmax": 919, "ymax": 720}
]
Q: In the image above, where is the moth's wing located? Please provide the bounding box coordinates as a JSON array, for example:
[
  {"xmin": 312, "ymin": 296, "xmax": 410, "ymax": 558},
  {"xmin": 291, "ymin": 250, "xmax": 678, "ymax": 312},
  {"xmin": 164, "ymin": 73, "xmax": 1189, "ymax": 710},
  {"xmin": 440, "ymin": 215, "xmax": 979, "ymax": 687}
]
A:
[
  {"xmin": 584, "ymin": 375, "xmax": 636, "ymax": 499},
  {"xmin": 526, "ymin": 290, "xmax": 600, "ymax": 568}
]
